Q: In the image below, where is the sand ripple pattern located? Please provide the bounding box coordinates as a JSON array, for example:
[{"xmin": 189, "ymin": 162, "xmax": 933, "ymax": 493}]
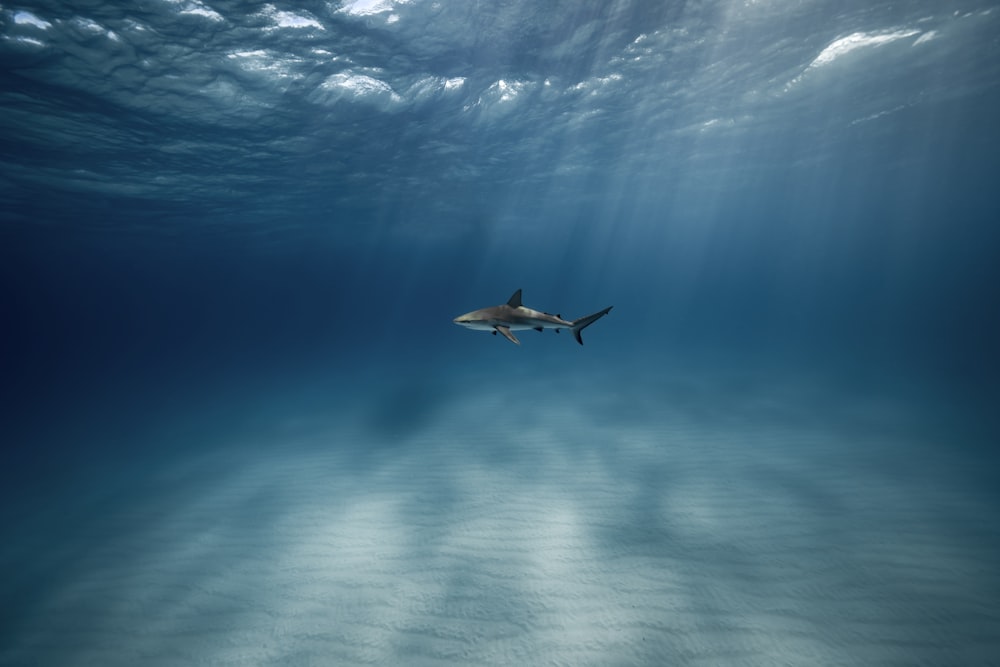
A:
[{"xmin": 2, "ymin": 389, "xmax": 998, "ymax": 666}]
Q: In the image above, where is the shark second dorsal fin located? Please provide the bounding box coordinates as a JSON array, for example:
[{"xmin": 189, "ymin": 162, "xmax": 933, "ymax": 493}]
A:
[{"xmin": 507, "ymin": 289, "xmax": 522, "ymax": 308}]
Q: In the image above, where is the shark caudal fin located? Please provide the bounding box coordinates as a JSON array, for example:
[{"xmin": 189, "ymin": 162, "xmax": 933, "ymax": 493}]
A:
[{"xmin": 571, "ymin": 306, "xmax": 613, "ymax": 345}]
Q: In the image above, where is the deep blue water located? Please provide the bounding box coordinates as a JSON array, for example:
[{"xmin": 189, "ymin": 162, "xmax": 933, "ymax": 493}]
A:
[{"xmin": 2, "ymin": 1, "xmax": 1000, "ymax": 664}]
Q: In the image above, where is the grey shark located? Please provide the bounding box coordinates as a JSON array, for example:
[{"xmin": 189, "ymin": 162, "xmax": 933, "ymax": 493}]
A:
[{"xmin": 453, "ymin": 289, "xmax": 613, "ymax": 345}]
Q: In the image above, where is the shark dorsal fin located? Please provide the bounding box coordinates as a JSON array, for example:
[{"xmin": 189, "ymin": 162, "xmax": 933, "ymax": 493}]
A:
[{"xmin": 507, "ymin": 289, "xmax": 522, "ymax": 308}]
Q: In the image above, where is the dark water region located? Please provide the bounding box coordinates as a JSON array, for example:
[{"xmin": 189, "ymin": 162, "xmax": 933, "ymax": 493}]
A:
[{"xmin": 3, "ymin": 1, "xmax": 1000, "ymax": 664}]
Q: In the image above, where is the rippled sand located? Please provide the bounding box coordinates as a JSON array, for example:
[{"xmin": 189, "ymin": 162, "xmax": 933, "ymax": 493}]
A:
[{"xmin": 2, "ymin": 378, "xmax": 998, "ymax": 666}]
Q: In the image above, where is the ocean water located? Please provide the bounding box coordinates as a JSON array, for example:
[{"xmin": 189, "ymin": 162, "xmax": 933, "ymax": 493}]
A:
[{"xmin": 2, "ymin": 1, "xmax": 1000, "ymax": 665}]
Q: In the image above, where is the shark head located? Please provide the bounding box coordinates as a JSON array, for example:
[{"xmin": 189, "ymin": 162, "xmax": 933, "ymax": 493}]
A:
[{"xmin": 453, "ymin": 309, "xmax": 493, "ymax": 330}]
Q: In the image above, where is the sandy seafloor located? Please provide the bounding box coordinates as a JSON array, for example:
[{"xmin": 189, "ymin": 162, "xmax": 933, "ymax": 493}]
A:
[{"xmin": 3, "ymin": 367, "xmax": 998, "ymax": 667}]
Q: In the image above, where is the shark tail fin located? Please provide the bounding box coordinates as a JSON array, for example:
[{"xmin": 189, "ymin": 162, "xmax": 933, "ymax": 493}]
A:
[{"xmin": 571, "ymin": 306, "xmax": 613, "ymax": 345}]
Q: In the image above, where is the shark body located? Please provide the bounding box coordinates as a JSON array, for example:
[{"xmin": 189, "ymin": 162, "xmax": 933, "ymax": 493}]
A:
[{"xmin": 453, "ymin": 289, "xmax": 613, "ymax": 345}]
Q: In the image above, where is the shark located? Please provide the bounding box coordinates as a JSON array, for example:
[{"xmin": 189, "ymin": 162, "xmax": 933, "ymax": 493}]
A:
[{"xmin": 453, "ymin": 289, "xmax": 613, "ymax": 345}]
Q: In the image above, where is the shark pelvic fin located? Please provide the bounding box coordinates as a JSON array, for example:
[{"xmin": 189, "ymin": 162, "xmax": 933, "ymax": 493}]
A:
[
  {"xmin": 495, "ymin": 325, "xmax": 520, "ymax": 345},
  {"xmin": 506, "ymin": 289, "xmax": 522, "ymax": 308}
]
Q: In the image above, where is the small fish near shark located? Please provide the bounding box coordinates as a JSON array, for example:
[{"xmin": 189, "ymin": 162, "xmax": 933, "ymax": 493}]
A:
[{"xmin": 453, "ymin": 289, "xmax": 613, "ymax": 345}]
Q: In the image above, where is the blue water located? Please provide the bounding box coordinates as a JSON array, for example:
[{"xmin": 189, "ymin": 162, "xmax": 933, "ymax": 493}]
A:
[{"xmin": 2, "ymin": 2, "xmax": 1000, "ymax": 664}]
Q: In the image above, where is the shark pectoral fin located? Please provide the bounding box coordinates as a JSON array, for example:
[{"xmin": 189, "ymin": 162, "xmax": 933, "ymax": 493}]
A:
[
  {"xmin": 534, "ymin": 327, "xmax": 543, "ymax": 332},
  {"xmin": 495, "ymin": 326, "xmax": 520, "ymax": 345}
]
